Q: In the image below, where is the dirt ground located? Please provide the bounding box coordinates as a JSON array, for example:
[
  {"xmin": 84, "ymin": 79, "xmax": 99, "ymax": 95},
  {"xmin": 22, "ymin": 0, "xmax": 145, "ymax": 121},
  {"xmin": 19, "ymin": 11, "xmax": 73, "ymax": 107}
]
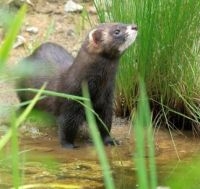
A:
[
  {"xmin": 1, "ymin": 1, "xmax": 200, "ymax": 188},
  {"xmin": 8, "ymin": 0, "xmax": 97, "ymax": 62}
]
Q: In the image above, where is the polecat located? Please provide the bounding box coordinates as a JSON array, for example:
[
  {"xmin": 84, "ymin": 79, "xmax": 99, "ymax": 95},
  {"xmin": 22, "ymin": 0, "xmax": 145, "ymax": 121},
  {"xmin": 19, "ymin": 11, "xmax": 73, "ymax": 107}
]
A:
[{"xmin": 17, "ymin": 23, "xmax": 138, "ymax": 148}]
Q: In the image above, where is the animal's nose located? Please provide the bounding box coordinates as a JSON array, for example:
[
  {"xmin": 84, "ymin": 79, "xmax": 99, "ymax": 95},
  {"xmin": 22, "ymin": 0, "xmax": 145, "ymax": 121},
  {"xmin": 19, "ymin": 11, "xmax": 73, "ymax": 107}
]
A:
[{"xmin": 131, "ymin": 25, "xmax": 138, "ymax": 31}]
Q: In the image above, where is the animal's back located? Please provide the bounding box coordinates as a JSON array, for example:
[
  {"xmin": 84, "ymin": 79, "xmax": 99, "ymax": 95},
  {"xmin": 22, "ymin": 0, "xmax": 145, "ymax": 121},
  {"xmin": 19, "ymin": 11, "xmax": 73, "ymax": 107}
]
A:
[
  {"xmin": 16, "ymin": 42, "xmax": 74, "ymax": 113},
  {"xmin": 31, "ymin": 42, "xmax": 74, "ymax": 66}
]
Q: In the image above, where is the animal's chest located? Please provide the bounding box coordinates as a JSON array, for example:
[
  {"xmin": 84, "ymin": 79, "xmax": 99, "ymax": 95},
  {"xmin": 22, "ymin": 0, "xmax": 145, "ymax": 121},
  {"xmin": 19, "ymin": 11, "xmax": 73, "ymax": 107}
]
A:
[
  {"xmin": 88, "ymin": 70, "xmax": 114, "ymax": 105},
  {"xmin": 89, "ymin": 67, "xmax": 110, "ymax": 90}
]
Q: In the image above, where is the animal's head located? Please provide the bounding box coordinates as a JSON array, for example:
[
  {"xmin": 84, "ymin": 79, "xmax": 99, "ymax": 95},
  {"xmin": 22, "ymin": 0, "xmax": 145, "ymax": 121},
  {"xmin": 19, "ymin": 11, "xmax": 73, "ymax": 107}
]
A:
[{"xmin": 87, "ymin": 23, "xmax": 138, "ymax": 58}]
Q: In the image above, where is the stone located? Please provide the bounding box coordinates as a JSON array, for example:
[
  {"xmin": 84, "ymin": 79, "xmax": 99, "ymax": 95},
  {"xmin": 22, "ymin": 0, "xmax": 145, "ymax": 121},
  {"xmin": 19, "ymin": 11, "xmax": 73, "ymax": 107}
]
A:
[
  {"xmin": 13, "ymin": 35, "xmax": 26, "ymax": 48},
  {"xmin": 64, "ymin": 0, "xmax": 83, "ymax": 13},
  {"xmin": 26, "ymin": 26, "xmax": 39, "ymax": 34}
]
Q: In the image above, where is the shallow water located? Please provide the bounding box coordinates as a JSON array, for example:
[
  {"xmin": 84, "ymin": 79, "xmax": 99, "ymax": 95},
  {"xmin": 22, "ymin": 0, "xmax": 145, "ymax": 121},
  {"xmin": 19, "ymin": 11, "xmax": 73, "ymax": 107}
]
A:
[{"xmin": 1, "ymin": 119, "xmax": 200, "ymax": 189}]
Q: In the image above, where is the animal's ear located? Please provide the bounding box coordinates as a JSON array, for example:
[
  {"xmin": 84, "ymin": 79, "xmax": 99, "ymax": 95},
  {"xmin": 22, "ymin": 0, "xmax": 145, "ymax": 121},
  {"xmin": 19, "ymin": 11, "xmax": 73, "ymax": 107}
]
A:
[{"xmin": 89, "ymin": 29, "xmax": 102, "ymax": 47}]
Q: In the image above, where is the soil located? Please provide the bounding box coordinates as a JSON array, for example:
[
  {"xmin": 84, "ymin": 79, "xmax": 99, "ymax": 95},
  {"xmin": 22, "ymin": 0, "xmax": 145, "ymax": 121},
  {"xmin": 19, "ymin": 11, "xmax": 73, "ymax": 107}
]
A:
[{"xmin": 0, "ymin": 1, "xmax": 200, "ymax": 189}]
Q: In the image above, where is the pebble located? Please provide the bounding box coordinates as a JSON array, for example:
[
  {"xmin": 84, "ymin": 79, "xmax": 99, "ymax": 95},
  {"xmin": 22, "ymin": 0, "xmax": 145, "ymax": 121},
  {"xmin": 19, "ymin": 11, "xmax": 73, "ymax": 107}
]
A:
[
  {"xmin": 88, "ymin": 6, "xmax": 97, "ymax": 14},
  {"xmin": 66, "ymin": 29, "xmax": 75, "ymax": 37},
  {"xmin": 13, "ymin": 35, "xmax": 26, "ymax": 48},
  {"xmin": 64, "ymin": 0, "xmax": 83, "ymax": 13},
  {"xmin": 157, "ymin": 186, "xmax": 171, "ymax": 189},
  {"xmin": 26, "ymin": 26, "xmax": 39, "ymax": 34}
]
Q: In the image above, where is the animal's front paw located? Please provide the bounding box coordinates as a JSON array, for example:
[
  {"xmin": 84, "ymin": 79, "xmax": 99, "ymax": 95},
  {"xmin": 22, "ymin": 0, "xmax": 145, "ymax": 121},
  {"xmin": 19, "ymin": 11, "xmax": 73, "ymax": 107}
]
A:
[
  {"xmin": 103, "ymin": 136, "xmax": 120, "ymax": 146},
  {"xmin": 61, "ymin": 141, "xmax": 79, "ymax": 149}
]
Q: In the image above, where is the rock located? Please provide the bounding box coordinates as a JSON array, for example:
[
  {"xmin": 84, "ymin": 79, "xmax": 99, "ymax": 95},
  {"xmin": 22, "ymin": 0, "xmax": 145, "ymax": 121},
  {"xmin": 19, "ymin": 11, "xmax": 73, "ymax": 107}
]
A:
[
  {"xmin": 7, "ymin": 0, "xmax": 34, "ymax": 7},
  {"xmin": 66, "ymin": 29, "xmax": 75, "ymax": 37},
  {"xmin": 13, "ymin": 35, "xmax": 26, "ymax": 48},
  {"xmin": 64, "ymin": 0, "xmax": 83, "ymax": 13},
  {"xmin": 26, "ymin": 26, "xmax": 39, "ymax": 34},
  {"xmin": 88, "ymin": 6, "xmax": 97, "ymax": 14}
]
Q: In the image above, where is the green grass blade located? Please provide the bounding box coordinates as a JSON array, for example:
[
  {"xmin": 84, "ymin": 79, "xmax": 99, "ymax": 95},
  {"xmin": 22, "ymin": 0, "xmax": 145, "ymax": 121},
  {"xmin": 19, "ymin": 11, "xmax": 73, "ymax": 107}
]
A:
[
  {"xmin": 94, "ymin": 0, "xmax": 106, "ymax": 22},
  {"xmin": 160, "ymin": 98, "xmax": 180, "ymax": 160},
  {"xmin": 82, "ymin": 82, "xmax": 115, "ymax": 189},
  {"xmin": 147, "ymin": 123, "xmax": 157, "ymax": 189},
  {"xmin": 16, "ymin": 88, "xmax": 88, "ymax": 101},
  {"xmin": 11, "ymin": 183, "xmax": 81, "ymax": 189},
  {"xmin": 133, "ymin": 78, "xmax": 157, "ymax": 189},
  {"xmin": 11, "ymin": 112, "xmax": 21, "ymax": 188},
  {"xmin": 44, "ymin": 18, "xmax": 55, "ymax": 41},
  {"xmin": 0, "ymin": 83, "xmax": 46, "ymax": 151},
  {"xmin": 139, "ymin": 80, "xmax": 157, "ymax": 189},
  {"xmin": 0, "ymin": 5, "xmax": 26, "ymax": 68},
  {"xmin": 133, "ymin": 79, "xmax": 149, "ymax": 189}
]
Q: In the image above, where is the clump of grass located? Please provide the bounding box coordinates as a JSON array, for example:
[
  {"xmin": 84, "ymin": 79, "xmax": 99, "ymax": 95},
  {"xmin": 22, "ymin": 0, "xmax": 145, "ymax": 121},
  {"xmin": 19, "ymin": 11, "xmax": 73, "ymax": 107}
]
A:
[{"xmin": 95, "ymin": 0, "xmax": 200, "ymax": 130}]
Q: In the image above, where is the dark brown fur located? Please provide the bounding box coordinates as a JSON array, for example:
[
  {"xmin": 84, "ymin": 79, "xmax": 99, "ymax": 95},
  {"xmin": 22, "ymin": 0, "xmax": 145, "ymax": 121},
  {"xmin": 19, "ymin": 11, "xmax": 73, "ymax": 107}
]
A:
[
  {"xmin": 17, "ymin": 42, "xmax": 74, "ymax": 113},
  {"xmin": 17, "ymin": 23, "xmax": 138, "ymax": 148}
]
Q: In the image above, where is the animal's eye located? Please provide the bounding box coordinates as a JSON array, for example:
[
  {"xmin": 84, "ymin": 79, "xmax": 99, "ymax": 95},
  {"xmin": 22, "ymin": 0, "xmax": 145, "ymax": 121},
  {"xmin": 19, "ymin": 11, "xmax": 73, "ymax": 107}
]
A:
[{"xmin": 114, "ymin": 29, "xmax": 121, "ymax": 35}]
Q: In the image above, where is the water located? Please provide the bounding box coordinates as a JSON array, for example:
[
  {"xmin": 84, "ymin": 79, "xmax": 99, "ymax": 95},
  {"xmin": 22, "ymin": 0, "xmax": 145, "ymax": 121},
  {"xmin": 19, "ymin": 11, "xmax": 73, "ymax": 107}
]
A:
[{"xmin": 1, "ymin": 120, "xmax": 200, "ymax": 189}]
